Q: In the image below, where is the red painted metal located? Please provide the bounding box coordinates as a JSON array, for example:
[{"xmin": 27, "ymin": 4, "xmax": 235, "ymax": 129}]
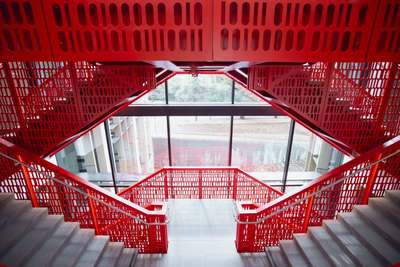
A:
[
  {"xmin": 367, "ymin": 0, "xmax": 400, "ymax": 61},
  {"xmin": 118, "ymin": 167, "xmax": 283, "ymax": 208},
  {"xmin": 0, "ymin": 138, "xmax": 168, "ymax": 253},
  {"xmin": 213, "ymin": 0, "xmax": 380, "ymax": 62},
  {"xmin": 1, "ymin": 1, "xmax": 399, "ymax": 62},
  {"xmin": 235, "ymin": 136, "xmax": 400, "ymax": 252},
  {"xmin": 0, "ymin": 61, "xmax": 155, "ymax": 158},
  {"xmin": 248, "ymin": 62, "xmax": 400, "ymax": 154}
]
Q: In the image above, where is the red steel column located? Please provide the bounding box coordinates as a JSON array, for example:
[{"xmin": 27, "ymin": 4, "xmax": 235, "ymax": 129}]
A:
[
  {"xmin": 17, "ymin": 155, "xmax": 39, "ymax": 207},
  {"xmin": 87, "ymin": 190, "xmax": 101, "ymax": 234},
  {"xmin": 361, "ymin": 153, "xmax": 382, "ymax": 204},
  {"xmin": 302, "ymin": 188, "xmax": 316, "ymax": 232},
  {"xmin": 376, "ymin": 63, "xmax": 396, "ymax": 126}
]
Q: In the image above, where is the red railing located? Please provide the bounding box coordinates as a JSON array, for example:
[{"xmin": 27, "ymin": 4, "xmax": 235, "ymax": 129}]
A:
[
  {"xmin": 0, "ymin": 61, "xmax": 155, "ymax": 157},
  {"xmin": 249, "ymin": 62, "xmax": 400, "ymax": 154},
  {"xmin": 119, "ymin": 167, "xmax": 283, "ymax": 207},
  {"xmin": 0, "ymin": 138, "xmax": 168, "ymax": 253},
  {"xmin": 234, "ymin": 136, "xmax": 400, "ymax": 252}
]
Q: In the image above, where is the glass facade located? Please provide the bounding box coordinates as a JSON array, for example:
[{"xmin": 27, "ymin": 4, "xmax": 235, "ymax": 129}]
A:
[
  {"xmin": 167, "ymin": 74, "xmax": 232, "ymax": 104},
  {"xmin": 170, "ymin": 116, "xmax": 230, "ymax": 166},
  {"xmin": 232, "ymin": 116, "xmax": 290, "ymax": 172},
  {"xmin": 53, "ymin": 74, "xmax": 346, "ymax": 192}
]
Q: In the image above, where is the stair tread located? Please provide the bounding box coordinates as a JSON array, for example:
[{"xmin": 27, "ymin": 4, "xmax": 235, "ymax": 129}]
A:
[
  {"xmin": 308, "ymin": 227, "xmax": 355, "ymax": 267},
  {"xmin": 386, "ymin": 190, "xmax": 400, "ymax": 207},
  {"xmin": 0, "ymin": 207, "xmax": 48, "ymax": 256},
  {"xmin": 265, "ymin": 247, "xmax": 289, "ymax": 267},
  {"xmin": 116, "ymin": 248, "xmax": 138, "ymax": 267},
  {"xmin": 0, "ymin": 193, "xmax": 14, "ymax": 206},
  {"xmin": 280, "ymin": 240, "xmax": 310, "ymax": 267},
  {"xmin": 74, "ymin": 236, "xmax": 110, "ymax": 267},
  {"xmin": 50, "ymin": 228, "xmax": 95, "ymax": 267},
  {"xmin": 293, "ymin": 234, "xmax": 332, "ymax": 267},
  {"xmin": 0, "ymin": 200, "xmax": 31, "ymax": 227},
  {"xmin": 339, "ymin": 212, "xmax": 400, "ymax": 265},
  {"xmin": 26, "ymin": 221, "xmax": 78, "ymax": 267},
  {"xmin": 323, "ymin": 219, "xmax": 384, "ymax": 267},
  {"xmin": 355, "ymin": 205, "xmax": 400, "ymax": 247},
  {"xmin": 370, "ymin": 198, "xmax": 400, "ymax": 224},
  {"xmin": 97, "ymin": 243, "xmax": 124, "ymax": 267},
  {"xmin": 1, "ymin": 214, "xmax": 64, "ymax": 266}
]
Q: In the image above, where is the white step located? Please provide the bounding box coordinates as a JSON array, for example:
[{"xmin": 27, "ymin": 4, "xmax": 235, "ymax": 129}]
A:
[
  {"xmin": 97, "ymin": 242, "xmax": 124, "ymax": 267},
  {"xmin": 279, "ymin": 240, "xmax": 310, "ymax": 267},
  {"xmin": 385, "ymin": 190, "xmax": 400, "ymax": 207},
  {"xmin": 323, "ymin": 219, "xmax": 384, "ymax": 267},
  {"xmin": 369, "ymin": 198, "xmax": 400, "ymax": 225},
  {"xmin": 75, "ymin": 236, "xmax": 110, "ymax": 267},
  {"xmin": 293, "ymin": 234, "xmax": 332, "ymax": 267},
  {"xmin": 339, "ymin": 212, "xmax": 400, "ymax": 265},
  {"xmin": 26, "ymin": 221, "xmax": 79, "ymax": 267},
  {"xmin": 265, "ymin": 247, "xmax": 289, "ymax": 267},
  {"xmin": 0, "ymin": 193, "xmax": 139, "ymax": 267},
  {"xmin": 116, "ymin": 248, "xmax": 139, "ymax": 267},
  {"xmin": 50, "ymin": 228, "xmax": 95, "ymax": 267},
  {"xmin": 1, "ymin": 215, "xmax": 64, "ymax": 266},
  {"xmin": 354, "ymin": 205, "xmax": 400, "ymax": 248},
  {"xmin": 308, "ymin": 227, "xmax": 355, "ymax": 267}
]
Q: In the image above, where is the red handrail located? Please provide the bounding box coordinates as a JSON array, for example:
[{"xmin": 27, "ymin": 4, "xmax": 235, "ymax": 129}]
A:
[
  {"xmin": 119, "ymin": 167, "xmax": 283, "ymax": 207},
  {"xmin": 0, "ymin": 138, "xmax": 168, "ymax": 253},
  {"xmin": 235, "ymin": 136, "xmax": 400, "ymax": 252}
]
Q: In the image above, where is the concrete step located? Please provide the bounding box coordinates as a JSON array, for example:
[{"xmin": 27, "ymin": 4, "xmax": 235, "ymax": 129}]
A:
[
  {"xmin": 0, "ymin": 199, "xmax": 31, "ymax": 227},
  {"xmin": 97, "ymin": 242, "xmax": 124, "ymax": 267},
  {"xmin": 354, "ymin": 205, "xmax": 400, "ymax": 248},
  {"xmin": 279, "ymin": 240, "xmax": 310, "ymax": 267},
  {"xmin": 369, "ymin": 198, "xmax": 400, "ymax": 225},
  {"xmin": 308, "ymin": 227, "xmax": 355, "ymax": 267},
  {"xmin": 25, "ymin": 221, "xmax": 79, "ymax": 267},
  {"xmin": 265, "ymin": 247, "xmax": 289, "ymax": 267},
  {"xmin": 74, "ymin": 236, "xmax": 109, "ymax": 267},
  {"xmin": 293, "ymin": 234, "xmax": 332, "ymax": 267},
  {"xmin": 385, "ymin": 190, "xmax": 400, "ymax": 207},
  {"xmin": 116, "ymin": 248, "xmax": 139, "ymax": 267},
  {"xmin": 50, "ymin": 228, "xmax": 95, "ymax": 267},
  {"xmin": 1, "ymin": 214, "xmax": 64, "ymax": 266},
  {"xmin": 0, "ymin": 207, "xmax": 48, "ymax": 257},
  {"xmin": 323, "ymin": 219, "xmax": 384, "ymax": 267},
  {"xmin": 0, "ymin": 192, "xmax": 14, "ymax": 207},
  {"xmin": 339, "ymin": 212, "xmax": 400, "ymax": 265}
]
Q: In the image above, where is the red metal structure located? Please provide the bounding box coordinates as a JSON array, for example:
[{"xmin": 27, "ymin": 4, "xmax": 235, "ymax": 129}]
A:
[
  {"xmin": 235, "ymin": 136, "xmax": 400, "ymax": 252},
  {"xmin": 0, "ymin": 0, "xmax": 399, "ymax": 257},
  {"xmin": 118, "ymin": 167, "xmax": 283, "ymax": 207},
  {"xmin": 0, "ymin": 137, "xmax": 168, "ymax": 253}
]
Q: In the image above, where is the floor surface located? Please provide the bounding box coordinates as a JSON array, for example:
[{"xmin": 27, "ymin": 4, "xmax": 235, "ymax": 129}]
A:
[{"xmin": 134, "ymin": 200, "xmax": 269, "ymax": 267}]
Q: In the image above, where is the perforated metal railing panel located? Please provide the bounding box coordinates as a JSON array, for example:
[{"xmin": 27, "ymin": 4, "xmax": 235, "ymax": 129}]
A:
[
  {"xmin": 118, "ymin": 168, "xmax": 283, "ymax": 208},
  {"xmin": 0, "ymin": 139, "xmax": 168, "ymax": 253},
  {"xmin": 0, "ymin": 61, "xmax": 155, "ymax": 156},
  {"xmin": 249, "ymin": 62, "xmax": 400, "ymax": 153},
  {"xmin": 1, "ymin": 0, "xmax": 399, "ymax": 61}
]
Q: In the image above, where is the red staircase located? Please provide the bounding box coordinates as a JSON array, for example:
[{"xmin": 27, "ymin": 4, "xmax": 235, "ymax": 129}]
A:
[
  {"xmin": 0, "ymin": 61, "xmax": 155, "ymax": 157},
  {"xmin": 249, "ymin": 62, "xmax": 400, "ymax": 154},
  {"xmin": 0, "ymin": 138, "xmax": 168, "ymax": 253},
  {"xmin": 234, "ymin": 136, "xmax": 400, "ymax": 252}
]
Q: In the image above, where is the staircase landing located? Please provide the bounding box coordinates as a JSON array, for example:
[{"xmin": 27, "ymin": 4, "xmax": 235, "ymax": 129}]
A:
[{"xmin": 135, "ymin": 200, "xmax": 269, "ymax": 267}]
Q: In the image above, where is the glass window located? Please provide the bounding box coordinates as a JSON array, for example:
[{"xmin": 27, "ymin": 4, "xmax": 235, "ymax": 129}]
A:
[
  {"xmin": 109, "ymin": 116, "xmax": 169, "ymax": 184},
  {"xmin": 232, "ymin": 116, "xmax": 291, "ymax": 172},
  {"xmin": 133, "ymin": 83, "xmax": 166, "ymax": 104},
  {"xmin": 234, "ymin": 83, "xmax": 265, "ymax": 104},
  {"xmin": 170, "ymin": 116, "xmax": 230, "ymax": 166},
  {"xmin": 55, "ymin": 124, "xmax": 113, "ymax": 187},
  {"xmin": 288, "ymin": 123, "xmax": 344, "ymax": 174},
  {"xmin": 168, "ymin": 74, "xmax": 232, "ymax": 104}
]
